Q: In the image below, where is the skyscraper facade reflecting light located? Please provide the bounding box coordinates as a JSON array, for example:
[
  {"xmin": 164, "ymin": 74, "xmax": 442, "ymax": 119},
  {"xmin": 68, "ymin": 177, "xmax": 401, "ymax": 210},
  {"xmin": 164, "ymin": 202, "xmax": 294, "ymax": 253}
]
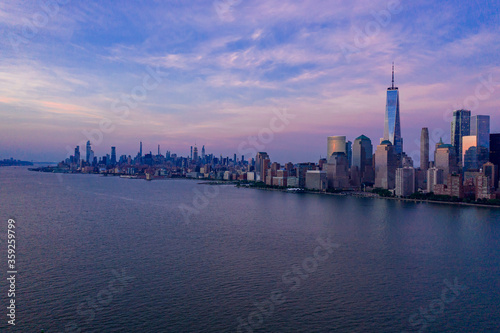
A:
[
  {"xmin": 451, "ymin": 109, "xmax": 471, "ymax": 166},
  {"xmin": 327, "ymin": 136, "xmax": 347, "ymax": 158},
  {"xmin": 383, "ymin": 64, "xmax": 402, "ymax": 154},
  {"xmin": 471, "ymin": 115, "xmax": 490, "ymax": 168}
]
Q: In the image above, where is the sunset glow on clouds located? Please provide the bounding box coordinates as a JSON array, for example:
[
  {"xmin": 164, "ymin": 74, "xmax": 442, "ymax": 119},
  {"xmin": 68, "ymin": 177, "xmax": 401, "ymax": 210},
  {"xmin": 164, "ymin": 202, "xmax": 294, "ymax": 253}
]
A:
[{"xmin": 1, "ymin": 0, "xmax": 499, "ymax": 162}]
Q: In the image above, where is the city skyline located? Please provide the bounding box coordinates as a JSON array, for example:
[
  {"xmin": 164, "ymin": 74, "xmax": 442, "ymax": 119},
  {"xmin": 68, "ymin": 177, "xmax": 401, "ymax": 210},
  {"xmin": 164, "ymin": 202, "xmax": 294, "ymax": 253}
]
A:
[{"xmin": 1, "ymin": 1, "xmax": 500, "ymax": 163}]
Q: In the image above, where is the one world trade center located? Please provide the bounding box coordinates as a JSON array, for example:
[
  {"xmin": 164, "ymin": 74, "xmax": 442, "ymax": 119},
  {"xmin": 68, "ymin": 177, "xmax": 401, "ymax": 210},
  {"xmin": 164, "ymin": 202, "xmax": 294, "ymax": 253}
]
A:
[{"xmin": 383, "ymin": 63, "xmax": 403, "ymax": 154}]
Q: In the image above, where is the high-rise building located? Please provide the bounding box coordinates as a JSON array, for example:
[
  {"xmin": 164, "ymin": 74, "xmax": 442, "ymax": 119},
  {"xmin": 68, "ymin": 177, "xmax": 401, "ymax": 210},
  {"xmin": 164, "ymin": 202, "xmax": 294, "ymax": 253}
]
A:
[
  {"xmin": 451, "ymin": 109, "xmax": 471, "ymax": 166},
  {"xmin": 193, "ymin": 146, "xmax": 199, "ymax": 162},
  {"xmin": 375, "ymin": 140, "xmax": 398, "ymax": 189},
  {"xmin": 255, "ymin": 152, "xmax": 269, "ymax": 180},
  {"xmin": 420, "ymin": 128, "xmax": 429, "ymax": 171},
  {"xmin": 434, "ymin": 137, "xmax": 445, "ymax": 163},
  {"xmin": 471, "ymin": 115, "xmax": 490, "ymax": 167},
  {"xmin": 201, "ymin": 145, "xmax": 206, "ymax": 159},
  {"xmin": 462, "ymin": 135, "xmax": 478, "ymax": 171},
  {"xmin": 383, "ymin": 63, "xmax": 403, "ymax": 154},
  {"xmin": 395, "ymin": 167, "xmax": 415, "ymax": 197},
  {"xmin": 140, "ymin": 141, "xmax": 143, "ymax": 157},
  {"xmin": 490, "ymin": 133, "xmax": 500, "ymax": 167},
  {"xmin": 86, "ymin": 141, "xmax": 91, "ymax": 163},
  {"xmin": 483, "ymin": 162, "xmax": 498, "ymax": 190},
  {"xmin": 326, "ymin": 152, "xmax": 349, "ymax": 189},
  {"xmin": 305, "ymin": 170, "xmax": 327, "ymax": 191},
  {"xmin": 74, "ymin": 146, "xmax": 80, "ymax": 164},
  {"xmin": 111, "ymin": 147, "xmax": 116, "ymax": 166},
  {"xmin": 327, "ymin": 136, "xmax": 346, "ymax": 158},
  {"xmin": 345, "ymin": 141, "xmax": 352, "ymax": 168},
  {"xmin": 427, "ymin": 167, "xmax": 444, "ymax": 193},
  {"xmin": 435, "ymin": 144, "xmax": 458, "ymax": 179},
  {"xmin": 352, "ymin": 135, "xmax": 373, "ymax": 170},
  {"xmin": 297, "ymin": 163, "xmax": 315, "ymax": 188}
]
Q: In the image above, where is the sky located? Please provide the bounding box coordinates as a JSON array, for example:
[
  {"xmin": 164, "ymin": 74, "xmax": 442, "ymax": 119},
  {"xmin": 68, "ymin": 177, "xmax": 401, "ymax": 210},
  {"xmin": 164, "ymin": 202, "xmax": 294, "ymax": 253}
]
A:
[{"xmin": 1, "ymin": 0, "xmax": 499, "ymax": 164}]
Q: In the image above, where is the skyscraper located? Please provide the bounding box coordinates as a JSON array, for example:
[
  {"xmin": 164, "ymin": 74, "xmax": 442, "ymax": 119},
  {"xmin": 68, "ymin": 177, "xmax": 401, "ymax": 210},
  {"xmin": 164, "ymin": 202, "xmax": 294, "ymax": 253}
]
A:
[
  {"xmin": 383, "ymin": 63, "xmax": 403, "ymax": 154},
  {"xmin": 462, "ymin": 135, "xmax": 478, "ymax": 171},
  {"xmin": 140, "ymin": 141, "xmax": 143, "ymax": 157},
  {"xmin": 395, "ymin": 167, "xmax": 415, "ymax": 197},
  {"xmin": 352, "ymin": 135, "xmax": 373, "ymax": 172},
  {"xmin": 420, "ymin": 128, "xmax": 429, "ymax": 171},
  {"xmin": 327, "ymin": 136, "xmax": 346, "ymax": 158},
  {"xmin": 193, "ymin": 146, "xmax": 198, "ymax": 162},
  {"xmin": 345, "ymin": 141, "xmax": 352, "ymax": 168},
  {"xmin": 326, "ymin": 152, "xmax": 349, "ymax": 189},
  {"xmin": 86, "ymin": 141, "xmax": 91, "ymax": 163},
  {"xmin": 74, "ymin": 146, "xmax": 80, "ymax": 164},
  {"xmin": 375, "ymin": 140, "xmax": 398, "ymax": 189},
  {"xmin": 435, "ymin": 144, "xmax": 458, "ymax": 179},
  {"xmin": 491, "ymin": 133, "xmax": 500, "ymax": 167},
  {"xmin": 111, "ymin": 146, "xmax": 116, "ymax": 166},
  {"xmin": 255, "ymin": 152, "xmax": 270, "ymax": 180},
  {"xmin": 451, "ymin": 109, "xmax": 471, "ymax": 166},
  {"xmin": 470, "ymin": 115, "xmax": 490, "ymax": 167},
  {"xmin": 427, "ymin": 167, "xmax": 444, "ymax": 193}
]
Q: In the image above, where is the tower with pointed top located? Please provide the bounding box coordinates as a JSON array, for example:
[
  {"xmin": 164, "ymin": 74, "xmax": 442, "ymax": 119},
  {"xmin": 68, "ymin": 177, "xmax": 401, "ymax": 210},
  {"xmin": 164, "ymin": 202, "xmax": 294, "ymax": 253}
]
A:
[{"xmin": 383, "ymin": 63, "xmax": 403, "ymax": 154}]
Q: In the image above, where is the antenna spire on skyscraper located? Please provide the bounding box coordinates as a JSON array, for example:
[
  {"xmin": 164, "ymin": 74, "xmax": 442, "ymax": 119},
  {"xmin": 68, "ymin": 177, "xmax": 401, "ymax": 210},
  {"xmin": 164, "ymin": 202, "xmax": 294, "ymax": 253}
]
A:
[{"xmin": 392, "ymin": 62, "xmax": 395, "ymax": 89}]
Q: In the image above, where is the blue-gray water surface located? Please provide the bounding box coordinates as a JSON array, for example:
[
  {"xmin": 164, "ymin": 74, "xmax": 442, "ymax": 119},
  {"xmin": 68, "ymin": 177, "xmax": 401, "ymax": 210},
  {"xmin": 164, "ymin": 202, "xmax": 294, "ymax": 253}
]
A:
[{"xmin": 0, "ymin": 167, "xmax": 499, "ymax": 332}]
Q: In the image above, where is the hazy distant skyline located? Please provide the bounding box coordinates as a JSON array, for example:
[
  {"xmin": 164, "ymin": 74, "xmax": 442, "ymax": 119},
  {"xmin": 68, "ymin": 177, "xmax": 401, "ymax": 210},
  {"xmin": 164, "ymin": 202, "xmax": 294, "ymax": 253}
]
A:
[{"xmin": 1, "ymin": 0, "xmax": 499, "ymax": 163}]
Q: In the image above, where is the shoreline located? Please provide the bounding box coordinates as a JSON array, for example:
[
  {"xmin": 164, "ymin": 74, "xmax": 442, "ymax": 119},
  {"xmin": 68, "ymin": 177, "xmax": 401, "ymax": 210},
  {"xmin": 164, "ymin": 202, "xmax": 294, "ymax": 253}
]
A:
[{"xmin": 240, "ymin": 186, "xmax": 500, "ymax": 209}]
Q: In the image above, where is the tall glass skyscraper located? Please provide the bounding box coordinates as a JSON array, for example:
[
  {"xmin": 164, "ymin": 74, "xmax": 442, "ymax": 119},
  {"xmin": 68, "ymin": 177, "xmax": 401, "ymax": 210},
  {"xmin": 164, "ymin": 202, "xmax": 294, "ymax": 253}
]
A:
[
  {"xmin": 352, "ymin": 135, "xmax": 373, "ymax": 171},
  {"xmin": 471, "ymin": 115, "xmax": 490, "ymax": 168},
  {"xmin": 384, "ymin": 64, "xmax": 403, "ymax": 154},
  {"xmin": 451, "ymin": 109, "xmax": 471, "ymax": 166}
]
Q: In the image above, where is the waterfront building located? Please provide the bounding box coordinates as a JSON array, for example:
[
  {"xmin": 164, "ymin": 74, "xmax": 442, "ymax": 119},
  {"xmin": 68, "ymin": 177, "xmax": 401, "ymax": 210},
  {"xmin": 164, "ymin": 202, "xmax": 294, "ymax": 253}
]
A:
[
  {"xmin": 383, "ymin": 63, "xmax": 403, "ymax": 154},
  {"xmin": 297, "ymin": 163, "xmax": 315, "ymax": 188},
  {"xmin": 451, "ymin": 109, "xmax": 471, "ymax": 166},
  {"xmin": 434, "ymin": 174, "xmax": 464, "ymax": 198},
  {"xmin": 375, "ymin": 140, "xmax": 398, "ymax": 189},
  {"xmin": 395, "ymin": 167, "xmax": 415, "ymax": 197},
  {"xmin": 483, "ymin": 162, "xmax": 498, "ymax": 190},
  {"xmin": 476, "ymin": 175, "xmax": 494, "ymax": 200},
  {"xmin": 326, "ymin": 152, "xmax": 349, "ymax": 189},
  {"xmin": 305, "ymin": 170, "xmax": 327, "ymax": 191},
  {"xmin": 255, "ymin": 152, "xmax": 269, "ymax": 180},
  {"xmin": 427, "ymin": 167, "xmax": 444, "ymax": 193}
]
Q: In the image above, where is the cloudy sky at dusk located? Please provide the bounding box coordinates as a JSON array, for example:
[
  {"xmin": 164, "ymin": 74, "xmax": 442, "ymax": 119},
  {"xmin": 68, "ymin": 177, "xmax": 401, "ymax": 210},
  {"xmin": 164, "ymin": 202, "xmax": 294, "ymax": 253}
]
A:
[{"xmin": 1, "ymin": 0, "xmax": 499, "ymax": 163}]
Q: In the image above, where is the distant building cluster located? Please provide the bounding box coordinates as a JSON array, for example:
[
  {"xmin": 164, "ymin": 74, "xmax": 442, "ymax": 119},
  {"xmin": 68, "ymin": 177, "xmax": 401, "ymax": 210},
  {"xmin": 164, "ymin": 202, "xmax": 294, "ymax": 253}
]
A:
[{"xmin": 58, "ymin": 65, "xmax": 500, "ymax": 201}]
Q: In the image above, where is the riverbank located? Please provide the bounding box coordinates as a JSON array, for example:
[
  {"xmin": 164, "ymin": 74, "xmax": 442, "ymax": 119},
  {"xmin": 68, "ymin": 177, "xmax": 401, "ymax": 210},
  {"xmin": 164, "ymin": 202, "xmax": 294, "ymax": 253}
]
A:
[{"xmin": 240, "ymin": 185, "xmax": 500, "ymax": 209}]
